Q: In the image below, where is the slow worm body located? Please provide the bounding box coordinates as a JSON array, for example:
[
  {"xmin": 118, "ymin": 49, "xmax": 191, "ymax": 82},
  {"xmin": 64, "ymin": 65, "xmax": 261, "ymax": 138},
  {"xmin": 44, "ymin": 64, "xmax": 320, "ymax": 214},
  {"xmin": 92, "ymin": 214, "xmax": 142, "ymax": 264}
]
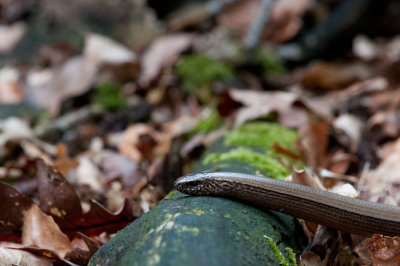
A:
[{"xmin": 175, "ymin": 172, "xmax": 400, "ymax": 236}]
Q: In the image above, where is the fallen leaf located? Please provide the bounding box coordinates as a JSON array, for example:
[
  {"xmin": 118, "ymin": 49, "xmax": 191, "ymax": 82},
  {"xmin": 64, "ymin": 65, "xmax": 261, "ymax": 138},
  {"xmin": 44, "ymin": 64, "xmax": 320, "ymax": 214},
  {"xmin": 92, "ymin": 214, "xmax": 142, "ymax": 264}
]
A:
[
  {"xmin": 0, "ymin": 67, "xmax": 23, "ymax": 103},
  {"xmin": 84, "ymin": 33, "xmax": 137, "ymax": 65},
  {"xmin": 95, "ymin": 151, "xmax": 141, "ymax": 187},
  {"xmin": 291, "ymin": 168, "xmax": 325, "ymax": 190},
  {"xmin": 0, "ymin": 182, "xmax": 32, "ymax": 237},
  {"xmin": 0, "ymin": 117, "xmax": 33, "ymax": 152},
  {"xmin": 24, "ymin": 56, "xmax": 98, "ymax": 114},
  {"xmin": 301, "ymin": 61, "xmax": 370, "ymax": 92},
  {"xmin": 139, "ymin": 34, "xmax": 194, "ymax": 87},
  {"xmin": 76, "ymin": 156, "xmax": 105, "ymax": 192},
  {"xmin": 0, "ymin": 22, "xmax": 25, "ymax": 52},
  {"xmin": 297, "ymin": 122, "xmax": 329, "ymax": 171},
  {"xmin": 353, "ymin": 35, "xmax": 378, "ymax": 61},
  {"xmin": 364, "ymin": 138, "xmax": 400, "ymax": 202},
  {"xmin": 229, "ymin": 89, "xmax": 309, "ymax": 127},
  {"xmin": 0, "ymin": 0, "xmax": 36, "ymax": 23},
  {"xmin": 329, "ymin": 183, "xmax": 358, "ymax": 198},
  {"xmin": 36, "ymin": 159, "xmax": 83, "ymax": 220},
  {"xmin": 217, "ymin": 0, "xmax": 260, "ymax": 37},
  {"xmin": 265, "ymin": 0, "xmax": 312, "ymax": 42},
  {"xmin": 299, "ymin": 251, "xmax": 323, "ymax": 265},
  {"xmin": 64, "ymin": 233, "xmax": 100, "ymax": 265},
  {"xmin": 39, "ymin": 42, "xmax": 78, "ymax": 66},
  {"xmin": 369, "ymin": 234, "xmax": 400, "ymax": 266},
  {"xmin": 22, "ymin": 204, "xmax": 72, "ymax": 257},
  {"xmin": 35, "ymin": 159, "xmax": 135, "ymax": 237},
  {"xmin": 0, "ymin": 244, "xmax": 52, "ymax": 266},
  {"xmin": 118, "ymin": 123, "xmax": 159, "ymax": 162},
  {"xmin": 53, "ymin": 143, "xmax": 79, "ymax": 175},
  {"xmin": 333, "ymin": 114, "xmax": 363, "ymax": 151}
]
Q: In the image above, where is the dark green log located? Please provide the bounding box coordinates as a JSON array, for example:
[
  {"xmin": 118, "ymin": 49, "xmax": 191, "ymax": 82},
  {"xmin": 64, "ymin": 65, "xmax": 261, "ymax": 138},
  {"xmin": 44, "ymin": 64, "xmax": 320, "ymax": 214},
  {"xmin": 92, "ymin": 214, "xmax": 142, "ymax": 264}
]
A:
[{"xmin": 89, "ymin": 122, "xmax": 307, "ymax": 266}]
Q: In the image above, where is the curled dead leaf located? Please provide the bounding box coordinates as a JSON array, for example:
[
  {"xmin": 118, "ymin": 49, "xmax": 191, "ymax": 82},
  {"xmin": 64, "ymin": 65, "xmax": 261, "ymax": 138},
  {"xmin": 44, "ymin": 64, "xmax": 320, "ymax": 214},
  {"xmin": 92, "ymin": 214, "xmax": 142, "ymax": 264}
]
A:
[
  {"xmin": 139, "ymin": 34, "xmax": 194, "ymax": 87},
  {"xmin": 22, "ymin": 204, "xmax": 72, "ymax": 257},
  {"xmin": 369, "ymin": 234, "xmax": 400, "ymax": 266}
]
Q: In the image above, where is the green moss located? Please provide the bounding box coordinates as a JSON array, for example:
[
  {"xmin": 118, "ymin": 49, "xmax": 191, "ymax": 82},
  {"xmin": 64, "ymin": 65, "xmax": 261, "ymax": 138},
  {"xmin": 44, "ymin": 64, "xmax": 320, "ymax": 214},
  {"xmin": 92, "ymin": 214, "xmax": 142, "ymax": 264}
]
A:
[
  {"xmin": 93, "ymin": 81, "xmax": 127, "ymax": 110},
  {"xmin": 204, "ymin": 147, "xmax": 290, "ymax": 180},
  {"xmin": 264, "ymin": 235, "xmax": 296, "ymax": 266},
  {"xmin": 165, "ymin": 190, "xmax": 178, "ymax": 199},
  {"xmin": 245, "ymin": 48, "xmax": 286, "ymax": 75},
  {"xmin": 259, "ymin": 51, "xmax": 286, "ymax": 75},
  {"xmin": 176, "ymin": 54, "xmax": 235, "ymax": 93},
  {"xmin": 224, "ymin": 122, "xmax": 298, "ymax": 152},
  {"xmin": 200, "ymin": 122, "xmax": 304, "ymax": 179},
  {"xmin": 285, "ymin": 247, "xmax": 298, "ymax": 265},
  {"xmin": 192, "ymin": 110, "xmax": 222, "ymax": 134}
]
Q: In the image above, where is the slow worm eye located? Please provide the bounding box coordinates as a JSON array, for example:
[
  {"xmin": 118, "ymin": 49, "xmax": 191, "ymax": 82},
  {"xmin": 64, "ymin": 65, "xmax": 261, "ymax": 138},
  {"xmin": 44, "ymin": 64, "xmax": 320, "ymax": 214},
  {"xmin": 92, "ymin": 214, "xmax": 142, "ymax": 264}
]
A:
[{"xmin": 191, "ymin": 181, "xmax": 200, "ymax": 189}]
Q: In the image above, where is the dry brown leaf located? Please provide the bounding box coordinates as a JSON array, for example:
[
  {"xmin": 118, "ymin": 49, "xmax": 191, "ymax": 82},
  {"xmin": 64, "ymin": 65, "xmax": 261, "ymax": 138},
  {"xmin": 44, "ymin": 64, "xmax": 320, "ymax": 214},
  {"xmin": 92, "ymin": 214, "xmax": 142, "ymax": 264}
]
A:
[
  {"xmin": 265, "ymin": 0, "xmax": 312, "ymax": 42},
  {"xmin": 0, "ymin": 182, "xmax": 33, "ymax": 237},
  {"xmin": 353, "ymin": 236, "xmax": 373, "ymax": 265},
  {"xmin": 301, "ymin": 61, "xmax": 370, "ymax": 92},
  {"xmin": 297, "ymin": 122, "xmax": 329, "ymax": 171},
  {"xmin": 229, "ymin": 89, "xmax": 309, "ymax": 127},
  {"xmin": 218, "ymin": 0, "xmax": 310, "ymax": 42},
  {"xmin": 217, "ymin": 0, "xmax": 260, "ymax": 37},
  {"xmin": 291, "ymin": 168, "xmax": 325, "ymax": 190},
  {"xmin": 53, "ymin": 143, "xmax": 79, "ymax": 175},
  {"xmin": 22, "ymin": 204, "xmax": 72, "ymax": 257},
  {"xmin": 299, "ymin": 251, "xmax": 324, "ymax": 265},
  {"xmin": 364, "ymin": 138, "xmax": 400, "ymax": 202},
  {"xmin": 139, "ymin": 34, "xmax": 194, "ymax": 87},
  {"xmin": 94, "ymin": 151, "xmax": 141, "ymax": 187},
  {"xmin": 333, "ymin": 114, "xmax": 363, "ymax": 152},
  {"xmin": 36, "ymin": 159, "xmax": 83, "ymax": 220},
  {"xmin": 369, "ymin": 234, "xmax": 400, "ymax": 266},
  {"xmin": 24, "ymin": 56, "xmax": 97, "ymax": 114},
  {"xmin": 118, "ymin": 123, "xmax": 160, "ymax": 162},
  {"xmin": 0, "ymin": 244, "xmax": 52, "ymax": 266}
]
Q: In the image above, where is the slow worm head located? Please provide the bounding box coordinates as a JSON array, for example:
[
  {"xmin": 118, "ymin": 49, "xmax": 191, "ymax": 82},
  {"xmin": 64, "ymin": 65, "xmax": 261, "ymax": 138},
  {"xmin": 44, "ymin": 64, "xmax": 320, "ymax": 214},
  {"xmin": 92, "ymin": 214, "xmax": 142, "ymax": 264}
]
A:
[{"xmin": 175, "ymin": 172, "xmax": 400, "ymax": 236}]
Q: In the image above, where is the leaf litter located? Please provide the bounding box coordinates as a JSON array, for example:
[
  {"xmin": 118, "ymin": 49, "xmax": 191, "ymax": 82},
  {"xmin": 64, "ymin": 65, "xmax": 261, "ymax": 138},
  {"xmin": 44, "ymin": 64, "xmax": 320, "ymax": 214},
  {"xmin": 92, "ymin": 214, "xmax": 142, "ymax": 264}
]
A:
[{"xmin": 2, "ymin": 0, "xmax": 400, "ymax": 264}]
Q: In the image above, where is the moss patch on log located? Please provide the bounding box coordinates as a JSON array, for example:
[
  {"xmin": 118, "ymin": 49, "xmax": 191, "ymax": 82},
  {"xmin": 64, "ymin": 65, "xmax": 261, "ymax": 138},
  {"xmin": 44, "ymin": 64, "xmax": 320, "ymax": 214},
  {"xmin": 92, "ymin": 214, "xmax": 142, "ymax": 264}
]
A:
[
  {"xmin": 201, "ymin": 122, "xmax": 303, "ymax": 180},
  {"xmin": 89, "ymin": 192, "xmax": 306, "ymax": 266}
]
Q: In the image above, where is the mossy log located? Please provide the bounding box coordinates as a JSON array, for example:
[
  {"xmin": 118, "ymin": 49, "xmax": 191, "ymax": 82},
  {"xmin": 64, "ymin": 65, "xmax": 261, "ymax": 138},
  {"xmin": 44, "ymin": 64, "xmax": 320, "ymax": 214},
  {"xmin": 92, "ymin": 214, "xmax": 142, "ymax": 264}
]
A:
[{"xmin": 89, "ymin": 122, "xmax": 307, "ymax": 266}]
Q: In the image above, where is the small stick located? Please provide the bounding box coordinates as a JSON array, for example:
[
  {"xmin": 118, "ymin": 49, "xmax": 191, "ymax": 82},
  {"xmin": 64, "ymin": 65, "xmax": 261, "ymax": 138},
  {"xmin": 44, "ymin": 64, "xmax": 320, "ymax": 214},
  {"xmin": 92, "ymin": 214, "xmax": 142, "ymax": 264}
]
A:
[{"xmin": 244, "ymin": 0, "xmax": 276, "ymax": 48}]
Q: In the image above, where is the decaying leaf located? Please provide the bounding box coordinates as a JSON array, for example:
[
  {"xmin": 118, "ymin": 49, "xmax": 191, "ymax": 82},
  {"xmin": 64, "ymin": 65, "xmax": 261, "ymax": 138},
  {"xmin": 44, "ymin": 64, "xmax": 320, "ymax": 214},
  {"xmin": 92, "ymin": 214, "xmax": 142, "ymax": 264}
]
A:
[
  {"xmin": 24, "ymin": 56, "xmax": 98, "ymax": 114},
  {"xmin": 0, "ymin": 23, "xmax": 25, "ymax": 52},
  {"xmin": 369, "ymin": 234, "xmax": 400, "ymax": 266},
  {"xmin": 0, "ymin": 182, "xmax": 32, "ymax": 237},
  {"xmin": 139, "ymin": 34, "xmax": 194, "ymax": 87},
  {"xmin": 0, "ymin": 243, "xmax": 52, "ymax": 266},
  {"xmin": 364, "ymin": 138, "xmax": 400, "ymax": 202},
  {"xmin": 228, "ymin": 89, "xmax": 309, "ymax": 127},
  {"xmin": 0, "ymin": 67, "xmax": 23, "ymax": 103},
  {"xmin": 297, "ymin": 122, "xmax": 329, "ymax": 171},
  {"xmin": 22, "ymin": 204, "xmax": 72, "ymax": 257},
  {"xmin": 84, "ymin": 33, "xmax": 137, "ymax": 65},
  {"xmin": 35, "ymin": 159, "xmax": 134, "ymax": 235},
  {"xmin": 36, "ymin": 159, "xmax": 83, "ymax": 220}
]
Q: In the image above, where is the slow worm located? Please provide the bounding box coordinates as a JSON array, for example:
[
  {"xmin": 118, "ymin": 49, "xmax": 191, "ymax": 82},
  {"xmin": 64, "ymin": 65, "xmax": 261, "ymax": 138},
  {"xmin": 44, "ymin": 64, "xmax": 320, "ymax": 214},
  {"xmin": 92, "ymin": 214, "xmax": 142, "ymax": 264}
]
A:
[{"xmin": 175, "ymin": 172, "xmax": 400, "ymax": 236}]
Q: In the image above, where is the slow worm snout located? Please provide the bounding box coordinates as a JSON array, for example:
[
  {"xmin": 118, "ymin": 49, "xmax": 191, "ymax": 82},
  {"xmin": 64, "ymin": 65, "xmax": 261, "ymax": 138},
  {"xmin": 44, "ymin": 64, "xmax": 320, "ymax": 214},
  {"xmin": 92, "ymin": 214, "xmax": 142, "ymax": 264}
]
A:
[{"xmin": 175, "ymin": 172, "xmax": 400, "ymax": 236}]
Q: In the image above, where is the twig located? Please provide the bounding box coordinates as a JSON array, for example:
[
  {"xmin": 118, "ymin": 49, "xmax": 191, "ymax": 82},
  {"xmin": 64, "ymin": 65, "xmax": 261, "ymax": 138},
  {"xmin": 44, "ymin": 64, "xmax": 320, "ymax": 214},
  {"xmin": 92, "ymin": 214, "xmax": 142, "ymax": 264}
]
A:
[
  {"xmin": 168, "ymin": 0, "xmax": 240, "ymax": 31},
  {"xmin": 244, "ymin": 0, "xmax": 276, "ymax": 48}
]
